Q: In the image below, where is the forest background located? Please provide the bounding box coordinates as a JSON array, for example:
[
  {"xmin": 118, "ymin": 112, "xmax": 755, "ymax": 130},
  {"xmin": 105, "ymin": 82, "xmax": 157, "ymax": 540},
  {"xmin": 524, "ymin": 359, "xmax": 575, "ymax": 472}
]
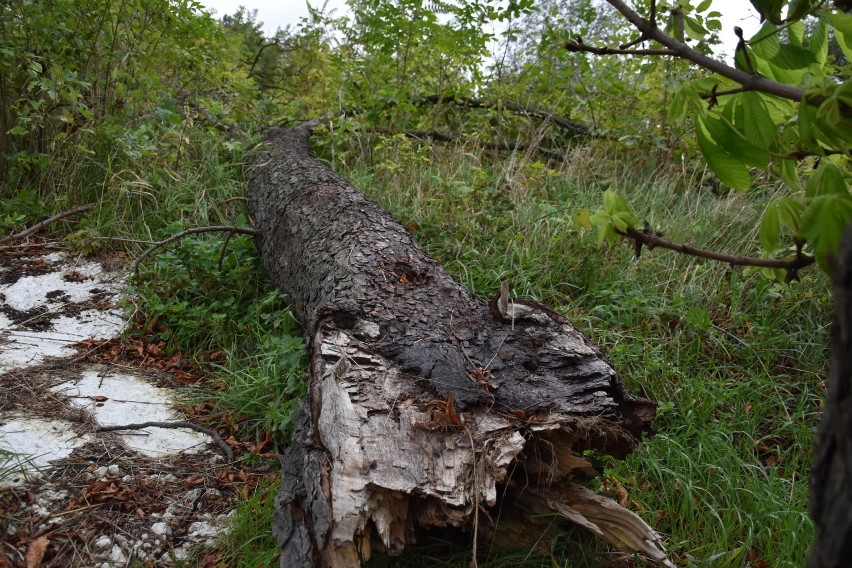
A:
[{"xmin": 1, "ymin": 0, "xmax": 850, "ymax": 565}]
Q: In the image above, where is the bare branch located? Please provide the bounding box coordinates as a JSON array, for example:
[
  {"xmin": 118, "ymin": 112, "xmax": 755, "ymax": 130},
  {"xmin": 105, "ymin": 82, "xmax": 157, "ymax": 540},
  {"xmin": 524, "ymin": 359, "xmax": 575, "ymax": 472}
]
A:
[
  {"xmin": 699, "ymin": 85, "xmax": 753, "ymax": 99},
  {"xmin": 623, "ymin": 226, "xmax": 815, "ymax": 278},
  {"xmin": 418, "ymin": 94, "xmax": 595, "ymax": 137},
  {"xmin": 372, "ymin": 127, "xmax": 566, "ymax": 160},
  {"xmin": 97, "ymin": 421, "xmax": 234, "ymax": 461},
  {"xmin": 0, "ymin": 204, "xmax": 95, "ymax": 245}
]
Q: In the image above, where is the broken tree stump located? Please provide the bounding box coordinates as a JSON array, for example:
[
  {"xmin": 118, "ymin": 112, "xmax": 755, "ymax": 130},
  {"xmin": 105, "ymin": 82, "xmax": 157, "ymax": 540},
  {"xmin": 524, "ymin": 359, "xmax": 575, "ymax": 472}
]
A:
[{"xmin": 246, "ymin": 124, "xmax": 670, "ymax": 567}]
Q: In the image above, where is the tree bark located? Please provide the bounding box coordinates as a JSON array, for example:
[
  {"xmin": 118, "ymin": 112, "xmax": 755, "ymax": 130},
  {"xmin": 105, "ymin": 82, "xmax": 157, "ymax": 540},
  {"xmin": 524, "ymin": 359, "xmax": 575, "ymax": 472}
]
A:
[
  {"xmin": 246, "ymin": 125, "xmax": 670, "ymax": 567},
  {"xmin": 809, "ymin": 225, "xmax": 852, "ymax": 568}
]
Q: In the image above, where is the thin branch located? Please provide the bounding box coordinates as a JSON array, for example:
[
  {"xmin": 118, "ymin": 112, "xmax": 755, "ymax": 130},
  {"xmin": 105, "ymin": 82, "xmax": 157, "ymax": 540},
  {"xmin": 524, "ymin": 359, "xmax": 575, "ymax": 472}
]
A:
[
  {"xmin": 623, "ymin": 226, "xmax": 815, "ymax": 278},
  {"xmin": 788, "ymin": 148, "xmax": 850, "ymax": 160},
  {"xmin": 375, "ymin": 127, "xmax": 567, "ymax": 160},
  {"xmin": 97, "ymin": 421, "xmax": 234, "ymax": 461},
  {"xmin": 0, "ymin": 242, "xmax": 68, "ymax": 252},
  {"xmin": 92, "ymin": 236, "xmax": 160, "ymax": 245},
  {"xmin": 247, "ymin": 39, "xmax": 295, "ymax": 77},
  {"xmin": 218, "ymin": 230, "xmax": 236, "ymax": 271},
  {"xmin": 0, "ymin": 204, "xmax": 95, "ymax": 244},
  {"xmin": 132, "ymin": 225, "xmax": 258, "ymax": 276},
  {"xmin": 699, "ymin": 85, "xmax": 753, "ymax": 99},
  {"xmin": 287, "ymin": 95, "xmax": 604, "ymax": 145},
  {"xmin": 564, "ymin": 39, "xmax": 677, "ymax": 57},
  {"xmin": 419, "ymin": 94, "xmax": 595, "ymax": 137}
]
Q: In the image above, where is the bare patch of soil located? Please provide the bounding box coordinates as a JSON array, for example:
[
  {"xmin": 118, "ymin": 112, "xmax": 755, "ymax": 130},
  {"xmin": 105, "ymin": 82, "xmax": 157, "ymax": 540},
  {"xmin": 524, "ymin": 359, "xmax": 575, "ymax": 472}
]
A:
[{"xmin": 0, "ymin": 242, "xmax": 263, "ymax": 567}]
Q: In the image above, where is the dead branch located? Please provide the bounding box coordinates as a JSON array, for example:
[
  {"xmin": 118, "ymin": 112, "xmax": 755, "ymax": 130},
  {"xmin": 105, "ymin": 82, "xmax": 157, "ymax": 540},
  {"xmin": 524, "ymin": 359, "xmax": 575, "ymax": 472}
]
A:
[
  {"xmin": 418, "ymin": 94, "xmax": 596, "ymax": 137},
  {"xmin": 0, "ymin": 204, "xmax": 95, "ymax": 245},
  {"xmin": 373, "ymin": 127, "xmax": 566, "ymax": 160},
  {"xmin": 623, "ymin": 226, "xmax": 815, "ymax": 280},
  {"xmin": 97, "ymin": 421, "xmax": 234, "ymax": 461},
  {"xmin": 131, "ymin": 225, "xmax": 258, "ymax": 276}
]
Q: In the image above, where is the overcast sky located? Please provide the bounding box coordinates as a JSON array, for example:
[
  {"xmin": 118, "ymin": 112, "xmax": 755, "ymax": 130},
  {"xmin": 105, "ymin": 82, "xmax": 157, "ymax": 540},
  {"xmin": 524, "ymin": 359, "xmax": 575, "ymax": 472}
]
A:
[{"xmin": 200, "ymin": 0, "xmax": 762, "ymax": 61}]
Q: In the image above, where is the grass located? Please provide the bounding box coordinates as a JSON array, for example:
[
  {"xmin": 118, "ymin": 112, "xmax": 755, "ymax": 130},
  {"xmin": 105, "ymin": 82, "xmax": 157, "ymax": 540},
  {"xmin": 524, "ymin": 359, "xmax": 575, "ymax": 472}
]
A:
[{"xmin": 215, "ymin": 477, "xmax": 282, "ymax": 568}]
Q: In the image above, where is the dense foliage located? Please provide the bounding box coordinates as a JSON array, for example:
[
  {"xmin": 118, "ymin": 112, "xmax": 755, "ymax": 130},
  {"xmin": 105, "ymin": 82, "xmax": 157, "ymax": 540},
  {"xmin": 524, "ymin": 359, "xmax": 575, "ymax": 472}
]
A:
[{"xmin": 1, "ymin": 0, "xmax": 848, "ymax": 565}]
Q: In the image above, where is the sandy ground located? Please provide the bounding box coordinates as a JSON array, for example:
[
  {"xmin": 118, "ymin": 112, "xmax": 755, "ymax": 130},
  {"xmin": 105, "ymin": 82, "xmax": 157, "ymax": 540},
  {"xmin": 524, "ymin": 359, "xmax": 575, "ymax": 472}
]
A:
[{"xmin": 0, "ymin": 243, "xmax": 269, "ymax": 567}]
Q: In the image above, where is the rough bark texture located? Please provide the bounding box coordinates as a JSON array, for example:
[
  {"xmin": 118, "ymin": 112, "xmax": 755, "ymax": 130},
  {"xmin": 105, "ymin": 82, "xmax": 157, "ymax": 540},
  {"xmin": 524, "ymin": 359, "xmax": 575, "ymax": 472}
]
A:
[
  {"xmin": 246, "ymin": 125, "xmax": 669, "ymax": 567},
  {"xmin": 809, "ymin": 225, "xmax": 852, "ymax": 568}
]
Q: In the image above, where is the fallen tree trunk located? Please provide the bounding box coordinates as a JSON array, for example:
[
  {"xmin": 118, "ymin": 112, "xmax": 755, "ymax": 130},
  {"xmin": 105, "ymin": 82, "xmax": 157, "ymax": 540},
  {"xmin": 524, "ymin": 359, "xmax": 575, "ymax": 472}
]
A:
[{"xmin": 246, "ymin": 124, "xmax": 670, "ymax": 567}]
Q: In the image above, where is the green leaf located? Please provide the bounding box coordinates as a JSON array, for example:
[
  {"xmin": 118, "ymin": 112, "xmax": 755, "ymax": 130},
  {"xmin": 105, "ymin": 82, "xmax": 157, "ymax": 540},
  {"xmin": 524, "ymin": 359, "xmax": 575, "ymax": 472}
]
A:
[
  {"xmin": 669, "ymin": 77, "xmax": 719, "ymax": 121},
  {"xmin": 775, "ymin": 197, "xmax": 805, "ymax": 234},
  {"xmin": 787, "ymin": 20, "xmax": 804, "ymax": 47},
  {"xmin": 809, "ymin": 82, "xmax": 852, "ymax": 149},
  {"xmin": 704, "ymin": 111, "xmax": 770, "ymax": 168},
  {"xmin": 832, "ymin": 12, "xmax": 852, "ymax": 35},
  {"xmin": 573, "ymin": 208, "xmax": 592, "ymax": 229},
  {"xmin": 759, "ymin": 202, "xmax": 781, "ymax": 251},
  {"xmin": 833, "ymin": 13, "xmax": 852, "ymax": 61},
  {"xmin": 805, "ymin": 163, "xmax": 849, "ymax": 198},
  {"xmin": 769, "ymin": 44, "xmax": 817, "ymax": 69},
  {"xmin": 669, "ymin": 87, "xmax": 689, "ymax": 122},
  {"xmin": 760, "ymin": 197, "xmax": 804, "ymax": 252},
  {"xmin": 787, "ymin": 0, "xmax": 815, "ymax": 23},
  {"xmin": 603, "ymin": 190, "xmax": 639, "ymax": 229},
  {"xmin": 738, "ymin": 91, "xmax": 776, "ymax": 149},
  {"xmin": 800, "ymin": 194, "xmax": 852, "ymax": 269},
  {"xmin": 779, "ymin": 159, "xmax": 800, "ymax": 191},
  {"xmin": 749, "ymin": 0, "xmax": 784, "ymax": 24},
  {"xmin": 696, "ymin": 0, "xmax": 713, "ymax": 12},
  {"xmin": 695, "ymin": 116, "xmax": 752, "ymax": 190},
  {"xmin": 591, "ymin": 191, "xmax": 639, "ymax": 245},
  {"xmin": 798, "ymin": 95, "xmax": 817, "ymax": 149},
  {"xmin": 684, "ymin": 16, "xmax": 709, "ymax": 41},
  {"xmin": 807, "ymin": 20, "xmax": 828, "ymax": 64}
]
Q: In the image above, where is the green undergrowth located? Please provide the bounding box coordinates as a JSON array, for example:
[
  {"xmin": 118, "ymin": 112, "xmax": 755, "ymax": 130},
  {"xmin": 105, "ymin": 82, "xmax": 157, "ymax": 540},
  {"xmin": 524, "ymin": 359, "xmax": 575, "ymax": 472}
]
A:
[
  {"xmin": 215, "ymin": 477, "xmax": 283, "ymax": 568},
  {"xmin": 107, "ymin": 130, "xmax": 827, "ymax": 566},
  {"xmin": 19, "ymin": 121, "xmax": 828, "ymax": 565}
]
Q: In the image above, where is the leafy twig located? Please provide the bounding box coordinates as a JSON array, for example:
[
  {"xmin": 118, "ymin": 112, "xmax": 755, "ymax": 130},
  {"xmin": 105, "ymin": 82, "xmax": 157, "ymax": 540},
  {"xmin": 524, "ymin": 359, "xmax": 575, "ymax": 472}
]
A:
[{"xmin": 97, "ymin": 421, "xmax": 234, "ymax": 461}]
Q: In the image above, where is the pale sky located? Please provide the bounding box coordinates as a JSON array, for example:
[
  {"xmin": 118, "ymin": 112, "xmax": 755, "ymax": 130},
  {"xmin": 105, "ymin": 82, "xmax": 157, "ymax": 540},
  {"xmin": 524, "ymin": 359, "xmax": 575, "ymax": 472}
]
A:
[{"xmin": 200, "ymin": 0, "xmax": 762, "ymax": 61}]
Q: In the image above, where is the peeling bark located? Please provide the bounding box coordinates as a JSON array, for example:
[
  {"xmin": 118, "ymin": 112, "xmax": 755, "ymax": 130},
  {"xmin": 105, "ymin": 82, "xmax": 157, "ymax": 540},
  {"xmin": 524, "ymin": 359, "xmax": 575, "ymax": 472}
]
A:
[
  {"xmin": 809, "ymin": 225, "xmax": 852, "ymax": 568},
  {"xmin": 247, "ymin": 125, "xmax": 670, "ymax": 567}
]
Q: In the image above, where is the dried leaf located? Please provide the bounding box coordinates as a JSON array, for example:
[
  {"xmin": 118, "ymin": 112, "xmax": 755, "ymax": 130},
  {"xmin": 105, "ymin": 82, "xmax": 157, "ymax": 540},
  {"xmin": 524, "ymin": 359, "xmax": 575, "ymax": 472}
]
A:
[{"xmin": 25, "ymin": 536, "xmax": 49, "ymax": 568}]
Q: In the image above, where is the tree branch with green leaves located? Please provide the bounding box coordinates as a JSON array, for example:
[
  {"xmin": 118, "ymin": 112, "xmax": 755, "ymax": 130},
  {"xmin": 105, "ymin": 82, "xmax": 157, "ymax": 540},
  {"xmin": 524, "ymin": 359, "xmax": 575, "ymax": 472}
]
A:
[{"xmin": 575, "ymin": 0, "xmax": 851, "ymax": 277}]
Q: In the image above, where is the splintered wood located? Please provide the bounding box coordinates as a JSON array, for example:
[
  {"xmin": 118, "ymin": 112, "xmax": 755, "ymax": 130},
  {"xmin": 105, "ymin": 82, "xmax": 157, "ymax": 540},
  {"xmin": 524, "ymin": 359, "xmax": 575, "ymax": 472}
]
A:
[{"xmin": 313, "ymin": 322, "xmax": 670, "ymax": 566}]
